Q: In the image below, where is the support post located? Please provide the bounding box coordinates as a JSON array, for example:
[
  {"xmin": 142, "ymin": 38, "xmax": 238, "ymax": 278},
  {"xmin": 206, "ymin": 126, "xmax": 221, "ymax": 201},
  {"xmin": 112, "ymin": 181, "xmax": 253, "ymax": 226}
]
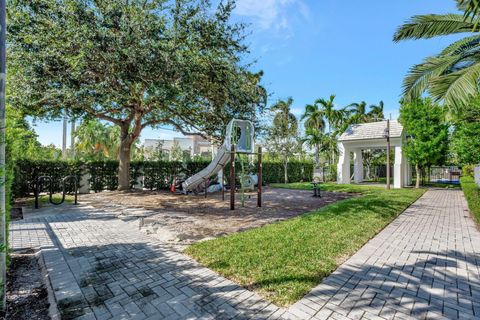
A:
[
  {"xmin": 0, "ymin": 0, "xmax": 6, "ymax": 308},
  {"xmin": 204, "ymin": 179, "xmax": 207, "ymax": 199},
  {"xmin": 394, "ymin": 145, "xmax": 404, "ymax": 189},
  {"xmin": 353, "ymin": 149, "xmax": 363, "ymax": 184},
  {"xmin": 230, "ymin": 145, "xmax": 235, "ymax": 210},
  {"xmin": 221, "ymin": 167, "xmax": 225, "ymax": 201},
  {"xmin": 257, "ymin": 146, "xmax": 262, "ymax": 207},
  {"xmin": 337, "ymin": 142, "xmax": 350, "ymax": 184},
  {"xmin": 386, "ymin": 120, "xmax": 391, "ymax": 190}
]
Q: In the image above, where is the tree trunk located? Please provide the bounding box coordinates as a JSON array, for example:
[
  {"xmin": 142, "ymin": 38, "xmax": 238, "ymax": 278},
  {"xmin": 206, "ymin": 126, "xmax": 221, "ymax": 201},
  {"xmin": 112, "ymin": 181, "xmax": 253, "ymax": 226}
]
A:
[
  {"xmin": 118, "ymin": 125, "xmax": 133, "ymax": 191},
  {"xmin": 118, "ymin": 138, "xmax": 132, "ymax": 191},
  {"xmin": 315, "ymin": 143, "xmax": 320, "ymax": 168},
  {"xmin": 415, "ymin": 164, "xmax": 421, "ymax": 189},
  {"xmin": 283, "ymin": 158, "xmax": 288, "ymax": 184}
]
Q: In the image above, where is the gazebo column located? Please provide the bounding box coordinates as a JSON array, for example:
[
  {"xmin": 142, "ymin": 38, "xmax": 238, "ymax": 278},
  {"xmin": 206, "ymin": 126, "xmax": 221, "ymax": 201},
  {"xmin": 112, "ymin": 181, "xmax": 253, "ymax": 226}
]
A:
[
  {"xmin": 337, "ymin": 142, "xmax": 351, "ymax": 184},
  {"xmin": 394, "ymin": 145, "xmax": 404, "ymax": 188},
  {"xmin": 353, "ymin": 149, "xmax": 363, "ymax": 183},
  {"xmin": 403, "ymin": 154, "xmax": 411, "ymax": 187}
]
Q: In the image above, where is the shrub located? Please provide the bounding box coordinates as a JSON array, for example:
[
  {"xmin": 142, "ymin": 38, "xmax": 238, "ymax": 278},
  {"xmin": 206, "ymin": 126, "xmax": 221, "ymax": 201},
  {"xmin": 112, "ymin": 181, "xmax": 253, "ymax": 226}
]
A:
[
  {"xmin": 13, "ymin": 160, "xmax": 83, "ymax": 197},
  {"xmin": 460, "ymin": 176, "xmax": 480, "ymax": 224},
  {"xmin": 86, "ymin": 161, "xmax": 118, "ymax": 192},
  {"xmin": 12, "ymin": 159, "xmax": 315, "ymax": 198},
  {"xmin": 141, "ymin": 161, "xmax": 183, "ymax": 190},
  {"xmin": 462, "ymin": 164, "xmax": 476, "ymax": 178}
]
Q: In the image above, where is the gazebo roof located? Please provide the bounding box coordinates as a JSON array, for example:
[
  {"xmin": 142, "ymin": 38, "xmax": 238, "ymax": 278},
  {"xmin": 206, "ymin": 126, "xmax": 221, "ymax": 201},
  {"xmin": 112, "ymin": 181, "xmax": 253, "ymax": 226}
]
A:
[{"xmin": 339, "ymin": 120, "xmax": 403, "ymax": 142}]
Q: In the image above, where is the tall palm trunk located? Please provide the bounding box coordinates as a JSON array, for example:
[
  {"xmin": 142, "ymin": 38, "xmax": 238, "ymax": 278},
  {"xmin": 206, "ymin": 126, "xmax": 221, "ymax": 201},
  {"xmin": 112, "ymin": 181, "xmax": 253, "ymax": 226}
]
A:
[{"xmin": 315, "ymin": 143, "xmax": 320, "ymax": 168}]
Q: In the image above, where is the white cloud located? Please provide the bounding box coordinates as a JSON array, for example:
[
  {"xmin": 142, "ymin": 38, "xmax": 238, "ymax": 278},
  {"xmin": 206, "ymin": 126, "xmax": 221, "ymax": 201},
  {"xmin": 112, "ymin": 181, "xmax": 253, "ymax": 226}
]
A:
[{"xmin": 234, "ymin": 0, "xmax": 309, "ymax": 31}]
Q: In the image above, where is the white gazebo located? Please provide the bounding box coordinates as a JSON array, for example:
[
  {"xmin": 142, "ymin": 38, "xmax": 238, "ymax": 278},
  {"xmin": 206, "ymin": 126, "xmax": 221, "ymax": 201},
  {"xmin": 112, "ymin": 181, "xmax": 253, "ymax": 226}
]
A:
[{"xmin": 337, "ymin": 120, "xmax": 412, "ymax": 188}]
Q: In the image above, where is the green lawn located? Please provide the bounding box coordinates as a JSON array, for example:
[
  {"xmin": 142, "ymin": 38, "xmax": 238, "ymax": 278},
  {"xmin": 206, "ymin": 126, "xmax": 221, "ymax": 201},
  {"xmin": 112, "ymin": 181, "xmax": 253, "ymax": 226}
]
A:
[
  {"xmin": 186, "ymin": 183, "xmax": 425, "ymax": 306},
  {"xmin": 460, "ymin": 176, "xmax": 480, "ymax": 224}
]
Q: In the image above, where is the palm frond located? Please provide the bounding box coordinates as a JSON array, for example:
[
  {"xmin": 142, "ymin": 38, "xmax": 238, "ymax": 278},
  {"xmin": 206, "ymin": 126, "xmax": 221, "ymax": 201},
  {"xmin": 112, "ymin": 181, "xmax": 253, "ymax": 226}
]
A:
[
  {"xmin": 393, "ymin": 14, "xmax": 475, "ymax": 42},
  {"xmin": 441, "ymin": 34, "xmax": 480, "ymax": 55},
  {"xmin": 402, "ymin": 53, "xmax": 464, "ymax": 101},
  {"xmin": 430, "ymin": 59, "xmax": 480, "ymax": 108},
  {"xmin": 300, "ymin": 104, "xmax": 316, "ymax": 121},
  {"xmin": 459, "ymin": 0, "xmax": 480, "ymax": 30}
]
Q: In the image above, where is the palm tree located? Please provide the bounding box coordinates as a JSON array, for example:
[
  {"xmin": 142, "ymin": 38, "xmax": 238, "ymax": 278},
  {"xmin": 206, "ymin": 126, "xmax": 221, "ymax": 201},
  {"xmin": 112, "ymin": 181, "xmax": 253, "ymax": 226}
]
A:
[
  {"xmin": 346, "ymin": 101, "xmax": 369, "ymax": 123},
  {"xmin": 393, "ymin": 2, "xmax": 480, "ymax": 109},
  {"xmin": 315, "ymin": 94, "xmax": 341, "ymax": 133},
  {"xmin": 368, "ymin": 101, "xmax": 385, "ymax": 121},
  {"xmin": 302, "ymin": 127, "xmax": 324, "ymax": 168},
  {"xmin": 271, "ymin": 97, "xmax": 298, "ymax": 136},
  {"xmin": 301, "ymin": 102, "xmax": 326, "ymax": 168},
  {"xmin": 301, "ymin": 103, "xmax": 326, "ymax": 132},
  {"xmin": 74, "ymin": 120, "xmax": 120, "ymax": 160}
]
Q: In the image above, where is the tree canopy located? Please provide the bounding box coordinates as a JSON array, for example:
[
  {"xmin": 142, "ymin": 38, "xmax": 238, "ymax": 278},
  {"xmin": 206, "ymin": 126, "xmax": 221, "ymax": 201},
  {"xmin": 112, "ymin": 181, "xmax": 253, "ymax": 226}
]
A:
[
  {"xmin": 399, "ymin": 98, "xmax": 449, "ymax": 188},
  {"xmin": 8, "ymin": 0, "xmax": 266, "ymax": 189},
  {"xmin": 451, "ymin": 98, "xmax": 480, "ymax": 164}
]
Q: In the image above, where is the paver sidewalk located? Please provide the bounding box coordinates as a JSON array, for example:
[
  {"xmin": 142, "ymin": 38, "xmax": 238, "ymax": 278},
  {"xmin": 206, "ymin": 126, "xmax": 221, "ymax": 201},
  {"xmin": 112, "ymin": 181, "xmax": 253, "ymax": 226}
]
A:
[
  {"xmin": 9, "ymin": 206, "xmax": 283, "ymax": 319},
  {"xmin": 289, "ymin": 189, "xmax": 480, "ymax": 319},
  {"xmin": 9, "ymin": 189, "xmax": 480, "ymax": 319}
]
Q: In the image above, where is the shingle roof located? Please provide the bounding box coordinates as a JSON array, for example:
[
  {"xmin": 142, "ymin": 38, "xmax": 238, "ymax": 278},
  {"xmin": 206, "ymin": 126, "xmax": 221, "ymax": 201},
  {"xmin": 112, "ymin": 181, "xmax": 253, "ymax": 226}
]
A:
[{"xmin": 339, "ymin": 120, "xmax": 403, "ymax": 141}]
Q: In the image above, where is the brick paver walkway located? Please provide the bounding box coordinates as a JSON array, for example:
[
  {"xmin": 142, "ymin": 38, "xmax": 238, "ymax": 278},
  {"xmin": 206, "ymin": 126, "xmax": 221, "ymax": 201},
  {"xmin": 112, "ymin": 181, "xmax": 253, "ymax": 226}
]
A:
[
  {"xmin": 9, "ymin": 189, "xmax": 480, "ymax": 319},
  {"xmin": 289, "ymin": 189, "xmax": 480, "ymax": 319},
  {"xmin": 10, "ymin": 206, "xmax": 282, "ymax": 319}
]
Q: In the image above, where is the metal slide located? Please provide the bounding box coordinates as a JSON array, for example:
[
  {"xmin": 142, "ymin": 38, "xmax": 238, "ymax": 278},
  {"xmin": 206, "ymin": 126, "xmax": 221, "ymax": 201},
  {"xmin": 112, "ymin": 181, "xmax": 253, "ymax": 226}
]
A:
[{"xmin": 182, "ymin": 119, "xmax": 254, "ymax": 193}]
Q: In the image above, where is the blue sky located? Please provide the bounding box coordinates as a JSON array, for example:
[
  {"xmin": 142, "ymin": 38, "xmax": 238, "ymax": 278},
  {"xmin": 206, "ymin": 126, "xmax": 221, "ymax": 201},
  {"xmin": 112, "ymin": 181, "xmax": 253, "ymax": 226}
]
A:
[{"xmin": 33, "ymin": 0, "xmax": 460, "ymax": 146}]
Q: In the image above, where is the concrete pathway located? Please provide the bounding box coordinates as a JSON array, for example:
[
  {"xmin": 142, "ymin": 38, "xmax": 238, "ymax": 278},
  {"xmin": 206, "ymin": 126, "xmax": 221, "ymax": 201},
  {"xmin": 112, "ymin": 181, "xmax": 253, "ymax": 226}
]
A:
[{"xmin": 9, "ymin": 189, "xmax": 480, "ymax": 319}]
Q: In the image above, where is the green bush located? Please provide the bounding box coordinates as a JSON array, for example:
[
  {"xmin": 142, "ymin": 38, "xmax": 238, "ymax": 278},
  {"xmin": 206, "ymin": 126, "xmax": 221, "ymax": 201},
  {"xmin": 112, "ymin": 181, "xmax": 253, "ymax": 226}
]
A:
[
  {"xmin": 462, "ymin": 165, "xmax": 476, "ymax": 178},
  {"xmin": 12, "ymin": 159, "xmax": 314, "ymax": 197},
  {"xmin": 86, "ymin": 161, "xmax": 118, "ymax": 192},
  {"xmin": 141, "ymin": 161, "xmax": 183, "ymax": 190},
  {"xmin": 13, "ymin": 159, "xmax": 83, "ymax": 197},
  {"xmin": 460, "ymin": 176, "xmax": 480, "ymax": 224}
]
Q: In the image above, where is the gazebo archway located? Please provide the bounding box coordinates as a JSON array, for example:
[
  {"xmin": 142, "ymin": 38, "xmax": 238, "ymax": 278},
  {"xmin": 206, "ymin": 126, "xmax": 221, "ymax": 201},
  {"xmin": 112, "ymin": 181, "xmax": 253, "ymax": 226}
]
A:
[{"xmin": 337, "ymin": 120, "xmax": 412, "ymax": 188}]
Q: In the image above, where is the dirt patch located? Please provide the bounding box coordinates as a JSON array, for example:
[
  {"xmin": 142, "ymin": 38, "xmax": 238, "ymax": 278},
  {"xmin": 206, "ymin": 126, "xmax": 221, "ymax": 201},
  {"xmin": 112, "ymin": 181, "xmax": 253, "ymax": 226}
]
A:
[
  {"xmin": 81, "ymin": 187, "xmax": 355, "ymax": 245},
  {"xmin": 0, "ymin": 250, "xmax": 50, "ymax": 320}
]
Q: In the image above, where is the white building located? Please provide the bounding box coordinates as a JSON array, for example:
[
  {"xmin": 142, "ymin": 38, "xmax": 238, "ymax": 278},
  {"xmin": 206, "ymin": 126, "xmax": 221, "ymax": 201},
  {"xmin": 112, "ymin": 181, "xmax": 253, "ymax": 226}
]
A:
[{"xmin": 144, "ymin": 135, "xmax": 214, "ymax": 159}]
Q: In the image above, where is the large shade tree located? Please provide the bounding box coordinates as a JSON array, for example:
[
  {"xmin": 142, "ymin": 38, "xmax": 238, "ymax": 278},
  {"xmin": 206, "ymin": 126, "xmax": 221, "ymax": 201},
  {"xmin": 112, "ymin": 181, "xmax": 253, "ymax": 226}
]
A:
[
  {"xmin": 8, "ymin": 0, "xmax": 266, "ymax": 190},
  {"xmin": 393, "ymin": 0, "xmax": 480, "ymax": 110}
]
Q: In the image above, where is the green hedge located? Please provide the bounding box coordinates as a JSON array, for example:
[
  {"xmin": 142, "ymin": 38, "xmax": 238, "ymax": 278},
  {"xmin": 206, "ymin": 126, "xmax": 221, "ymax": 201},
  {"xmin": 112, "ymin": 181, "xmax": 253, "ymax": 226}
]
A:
[
  {"xmin": 460, "ymin": 176, "xmax": 480, "ymax": 224},
  {"xmin": 13, "ymin": 159, "xmax": 314, "ymax": 198},
  {"xmin": 140, "ymin": 161, "xmax": 183, "ymax": 190},
  {"xmin": 12, "ymin": 160, "xmax": 83, "ymax": 197}
]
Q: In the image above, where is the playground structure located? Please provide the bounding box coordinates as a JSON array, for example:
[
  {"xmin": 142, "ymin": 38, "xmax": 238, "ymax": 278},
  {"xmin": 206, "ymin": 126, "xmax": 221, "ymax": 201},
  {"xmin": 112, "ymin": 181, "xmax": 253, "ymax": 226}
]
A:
[{"xmin": 182, "ymin": 119, "xmax": 262, "ymax": 210}]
